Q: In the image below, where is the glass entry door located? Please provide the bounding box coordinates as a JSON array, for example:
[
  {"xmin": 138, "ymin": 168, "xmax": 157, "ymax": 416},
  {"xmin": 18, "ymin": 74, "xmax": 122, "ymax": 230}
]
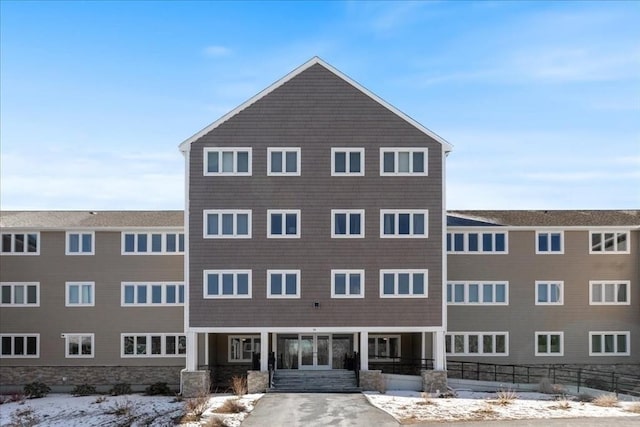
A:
[{"xmin": 299, "ymin": 334, "xmax": 331, "ymax": 369}]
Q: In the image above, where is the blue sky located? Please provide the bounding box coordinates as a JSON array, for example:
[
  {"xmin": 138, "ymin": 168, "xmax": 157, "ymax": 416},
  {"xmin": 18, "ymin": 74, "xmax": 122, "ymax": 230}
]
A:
[{"xmin": 1, "ymin": 1, "xmax": 638, "ymax": 210}]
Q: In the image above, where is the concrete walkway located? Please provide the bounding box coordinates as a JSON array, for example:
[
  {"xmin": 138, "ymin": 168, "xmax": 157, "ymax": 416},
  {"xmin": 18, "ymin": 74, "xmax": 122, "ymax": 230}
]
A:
[{"xmin": 241, "ymin": 393, "xmax": 399, "ymax": 427}]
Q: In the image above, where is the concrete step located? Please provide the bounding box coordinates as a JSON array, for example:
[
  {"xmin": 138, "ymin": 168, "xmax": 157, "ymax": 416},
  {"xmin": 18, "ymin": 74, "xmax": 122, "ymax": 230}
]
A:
[{"xmin": 270, "ymin": 370, "xmax": 359, "ymax": 393}]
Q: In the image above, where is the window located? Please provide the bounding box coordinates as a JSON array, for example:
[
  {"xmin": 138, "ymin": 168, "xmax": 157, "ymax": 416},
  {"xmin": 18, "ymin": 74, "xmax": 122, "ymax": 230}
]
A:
[
  {"xmin": 1, "ymin": 232, "xmax": 39, "ymax": 255},
  {"xmin": 267, "ymin": 270, "xmax": 300, "ymax": 298},
  {"xmin": 65, "ymin": 282, "xmax": 95, "ymax": 307},
  {"xmin": 331, "ymin": 148, "xmax": 364, "ymax": 176},
  {"xmin": 203, "ymin": 210, "xmax": 251, "ymax": 238},
  {"xmin": 122, "ymin": 282, "xmax": 185, "ymax": 306},
  {"xmin": 590, "ymin": 231, "xmax": 630, "ymax": 254},
  {"xmin": 122, "ymin": 231, "xmax": 185, "ymax": 254},
  {"xmin": 267, "ymin": 210, "xmax": 300, "ymax": 238},
  {"xmin": 121, "ymin": 333, "xmax": 186, "ymax": 357},
  {"xmin": 380, "ymin": 210, "xmax": 428, "ymax": 238},
  {"xmin": 268, "ymin": 147, "xmax": 300, "ymax": 176},
  {"xmin": 380, "ymin": 270, "xmax": 428, "ymax": 298},
  {"xmin": 1, "ymin": 283, "xmax": 39, "ymax": 307},
  {"xmin": 65, "ymin": 333, "xmax": 94, "ymax": 358},
  {"xmin": 380, "ymin": 148, "xmax": 428, "ymax": 176},
  {"xmin": 331, "ymin": 210, "xmax": 364, "ymax": 238},
  {"xmin": 535, "ymin": 281, "xmax": 564, "ymax": 305},
  {"xmin": 204, "ymin": 147, "xmax": 251, "ymax": 176},
  {"xmin": 535, "ymin": 332, "xmax": 563, "ymax": 356},
  {"xmin": 331, "ymin": 270, "xmax": 364, "ymax": 298},
  {"xmin": 368, "ymin": 335, "xmax": 400, "ymax": 360},
  {"xmin": 229, "ymin": 336, "xmax": 260, "ymax": 362},
  {"xmin": 590, "ymin": 332, "xmax": 630, "ymax": 356},
  {"xmin": 590, "ymin": 281, "xmax": 630, "ymax": 305},
  {"xmin": 203, "ymin": 270, "xmax": 251, "ymax": 298},
  {"xmin": 0, "ymin": 334, "xmax": 39, "ymax": 358},
  {"xmin": 446, "ymin": 231, "xmax": 507, "ymax": 253},
  {"xmin": 445, "ymin": 332, "xmax": 508, "ymax": 356},
  {"xmin": 536, "ymin": 231, "xmax": 564, "ymax": 254},
  {"xmin": 65, "ymin": 232, "xmax": 94, "ymax": 255},
  {"xmin": 446, "ymin": 282, "xmax": 508, "ymax": 305}
]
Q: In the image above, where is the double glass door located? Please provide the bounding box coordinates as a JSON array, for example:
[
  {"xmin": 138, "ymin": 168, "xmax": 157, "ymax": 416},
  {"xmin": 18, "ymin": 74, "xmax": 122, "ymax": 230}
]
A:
[{"xmin": 300, "ymin": 334, "xmax": 330, "ymax": 369}]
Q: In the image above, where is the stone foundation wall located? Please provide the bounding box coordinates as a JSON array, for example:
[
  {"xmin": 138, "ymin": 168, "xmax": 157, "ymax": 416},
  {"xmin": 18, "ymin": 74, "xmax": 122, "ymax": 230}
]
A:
[
  {"xmin": 359, "ymin": 370, "xmax": 383, "ymax": 392},
  {"xmin": 181, "ymin": 370, "xmax": 210, "ymax": 397},
  {"xmin": 421, "ymin": 370, "xmax": 447, "ymax": 394},
  {"xmin": 247, "ymin": 371, "xmax": 269, "ymax": 393}
]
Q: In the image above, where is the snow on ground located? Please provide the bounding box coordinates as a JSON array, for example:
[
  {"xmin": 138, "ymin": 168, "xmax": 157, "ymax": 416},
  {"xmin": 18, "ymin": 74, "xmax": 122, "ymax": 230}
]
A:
[{"xmin": 364, "ymin": 390, "xmax": 640, "ymax": 423}]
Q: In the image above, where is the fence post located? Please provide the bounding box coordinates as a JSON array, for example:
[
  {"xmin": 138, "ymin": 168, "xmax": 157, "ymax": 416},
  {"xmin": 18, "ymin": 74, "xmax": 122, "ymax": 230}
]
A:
[
  {"xmin": 577, "ymin": 368, "xmax": 581, "ymax": 393},
  {"xmin": 512, "ymin": 365, "xmax": 515, "ymax": 384}
]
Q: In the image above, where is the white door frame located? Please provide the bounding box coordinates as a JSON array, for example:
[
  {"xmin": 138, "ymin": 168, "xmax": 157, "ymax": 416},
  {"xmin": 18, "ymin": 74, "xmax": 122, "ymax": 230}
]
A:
[{"xmin": 298, "ymin": 333, "xmax": 332, "ymax": 369}]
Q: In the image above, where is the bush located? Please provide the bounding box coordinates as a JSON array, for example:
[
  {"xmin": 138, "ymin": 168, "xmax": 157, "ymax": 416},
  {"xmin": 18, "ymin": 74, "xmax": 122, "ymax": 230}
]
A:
[
  {"xmin": 72, "ymin": 384, "xmax": 97, "ymax": 396},
  {"xmin": 23, "ymin": 382, "xmax": 50, "ymax": 399},
  {"xmin": 145, "ymin": 382, "xmax": 172, "ymax": 396},
  {"xmin": 230, "ymin": 376, "xmax": 247, "ymax": 396},
  {"xmin": 181, "ymin": 389, "xmax": 211, "ymax": 423},
  {"xmin": 109, "ymin": 383, "xmax": 132, "ymax": 396},
  {"xmin": 491, "ymin": 389, "xmax": 518, "ymax": 406},
  {"xmin": 10, "ymin": 406, "xmax": 39, "ymax": 426},
  {"xmin": 592, "ymin": 394, "xmax": 618, "ymax": 407},
  {"xmin": 214, "ymin": 397, "xmax": 246, "ymax": 414}
]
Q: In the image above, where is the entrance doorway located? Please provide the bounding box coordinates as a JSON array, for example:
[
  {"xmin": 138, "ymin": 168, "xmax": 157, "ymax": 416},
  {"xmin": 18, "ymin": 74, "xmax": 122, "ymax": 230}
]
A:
[{"xmin": 276, "ymin": 334, "xmax": 334, "ymax": 369}]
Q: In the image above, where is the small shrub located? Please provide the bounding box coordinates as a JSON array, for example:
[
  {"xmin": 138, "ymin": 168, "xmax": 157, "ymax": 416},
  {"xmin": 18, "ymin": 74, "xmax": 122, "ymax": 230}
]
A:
[
  {"xmin": 230, "ymin": 376, "xmax": 247, "ymax": 396},
  {"xmin": 145, "ymin": 382, "xmax": 172, "ymax": 396},
  {"xmin": 550, "ymin": 396, "xmax": 571, "ymax": 410},
  {"xmin": 182, "ymin": 389, "xmax": 211, "ymax": 422},
  {"xmin": 23, "ymin": 382, "xmax": 50, "ymax": 399},
  {"xmin": 472, "ymin": 403, "xmax": 497, "ymax": 418},
  {"xmin": 627, "ymin": 403, "xmax": 640, "ymax": 414},
  {"xmin": 92, "ymin": 395, "xmax": 108, "ymax": 404},
  {"xmin": 10, "ymin": 406, "xmax": 39, "ymax": 427},
  {"xmin": 214, "ymin": 397, "xmax": 246, "ymax": 414},
  {"xmin": 203, "ymin": 416, "xmax": 227, "ymax": 427},
  {"xmin": 592, "ymin": 394, "xmax": 619, "ymax": 407},
  {"xmin": 576, "ymin": 393, "xmax": 594, "ymax": 402},
  {"xmin": 72, "ymin": 384, "xmax": 97, "ymax": 396},
  {"xmin": 105, "ymin": 397, "xmax": 136, "ymax": 417},
  {"xmin": 491, "ymin": 389, "xmax": 518, "ymax": 406},
  {"xmin": 110, "ymin": 383, "xmax": 132, "ymax": 396},
  {"xmin": 416, "ymin": 392, "xmax": 435, "ymax": 406}
]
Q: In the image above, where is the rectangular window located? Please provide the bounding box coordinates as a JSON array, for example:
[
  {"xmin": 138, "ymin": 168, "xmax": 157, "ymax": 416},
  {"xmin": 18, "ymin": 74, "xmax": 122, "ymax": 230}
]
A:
[
  {"xmin": 331, "ymin": 210, "xmax": 364, "ymax": 238},
  {"xmin": 203, "ymin": 210, "xmax": 252, "ymax": 238},
  {"xmin": 267, "ymin": 270, "xmax": 300, "ymax": 298},
  {"xmin": 589, "ymin": 331, "xmax": 630, "ymax": 356},
  {"xmin": 380, "ymin": 270, "xmax": 428, "ymax": 298},
  {"xmin": 535, "ymin": 332, "xmax": 564, "ymax": 356},
  {"xmin": 121, "ymin": 282, "xmax": 185, "ymax": 306},
  {"xmin": 229, "ymin": 336, "xmax": 261, "ymax": 362},
  {"xmin": 446, "ymin": 282, "xmax": 508, "ymax": 305},
  {"xmin": 268, "ymin": 147, "xmax": 300, "ymax": 176},
  {"xmin": 65, "ymin": 232, "xmax": 95, "ymax": 255},
  {"xmin": 590, "ymin": 231, "xmax": 630, "ymax": 254},
  {"xmin": 368, "ymin": 335, "xmax": 401, "ymax": 360},
  {"xmin": 121, "ymin": 231, "xmax": 185, "ymax": 254},
  {"xmin": 121, "ymin": 333, "xmax": 186, "ymax": 357},
  {"xmin": 331, "ymin": 270, "xmax": 365, "ymax": 298},
  {"xmin": 446, "ymin": 231, "xmax": 508, "ymax": 253},
  {"xmin": 536, "ymin": 231, "xmax": 564, "ymax": 254},
  {"xmin": 331, "ymin": 148, "xmax": 364, "ymax": 176},
  {"xmin": 445, "ymin": 332, "xmax": 508, "ymax": 356},
  {"xmin": 590, "ymin": 281, "xmax": 630, "ymax": 305},
  {"xmin": 204, "ymin": 147, "xmax": 252, "ymax": 176},
  {"xmin": 203, "ymin": 270, "xmax": 251, "ymax": 298},
  {"xmin": 535, "ymin": 281, "xmax": 564, "ymax": 305},
  {"xmin": 65, "ymin": 333, "xmax": 94, "ymax": 358},
  {"xmin": 1, "ymin": 232, "xmax": 39, "ymax": 255},
  {"xmin": 380, "ymin": 148, "xmax": 428, "ymax": 176},
  {"xmin": 267, "ymin": 210, "xmax": 300, "ymax": 238},
  {"xmin": 65, "ymin": 282, "xmax": 95, "ymax": 307},
  {"xmin": 0, "ymin": 334, "xmax": 39, "ymax": 358},
  {"xmin": 380, "ymin": 210, "xmax": 428, "ymax": 238},
  {"xmin": 0, "ymin": 283, "xmax": 39, "ymax": 307}
]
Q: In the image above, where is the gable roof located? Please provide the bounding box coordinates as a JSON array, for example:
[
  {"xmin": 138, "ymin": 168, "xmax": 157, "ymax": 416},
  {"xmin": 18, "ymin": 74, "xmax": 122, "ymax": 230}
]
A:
[
  {"xmin": 178, "ymin": 56, "xmax": 453, "ymax": 152},
  {"xmin": 448, "ymin": 210, "xmax": 640, "ymax": 227},
  {"xmin": 0, "ymin": 211, "xmax": 184, "ymax": 229}
]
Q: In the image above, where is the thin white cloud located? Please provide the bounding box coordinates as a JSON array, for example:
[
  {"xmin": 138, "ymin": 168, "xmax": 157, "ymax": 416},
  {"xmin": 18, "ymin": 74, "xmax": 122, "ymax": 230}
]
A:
[{"xmin": 203, "ymin": 45, "xmax": 231, "ymax": 57}]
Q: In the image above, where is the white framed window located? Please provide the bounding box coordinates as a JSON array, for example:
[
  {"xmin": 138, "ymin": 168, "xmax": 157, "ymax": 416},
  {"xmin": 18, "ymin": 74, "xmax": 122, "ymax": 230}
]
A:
[
  {"xmin": 268, "ymin": 147, "xmax": 300, "ymax": 176},
  {"xmin": 204, "ymin": 270, "xmax": 251, "ymax": 298},
  {"xmin": 1, "ymin": 232, "xmax": 39, "ymax": 255},
  {"xmin": 445, "ymin": 332, "xmax": 509, "ymax": 356},
  {"xmin": 446, "ymin": 282, "xmax": 508, "ymax": 305},
  {"xmin": 122, "ymin": 282, "xmax": 185, "ymax": 306},
  {"xmin": 589, "ymin": 281, "xmax": 630, "ymax": 305},
  {"xmin": 447, "ymin": 231, "xmax": 508, "ymax": 253},
  {"xmin": 536, "ymin": 231, "xmax": 564, "ymax": 254},
  {"xmin": 65, "ymin": 282, "xmax": 95, "ymax": 307},
  {"xmin": 380, "ymin": 270, "xmax": 428, "ymax": 298},
  {"xmin": 204, "ymin": 147, "xmax": 252, "ymax": 176},
  {"xmin": 380, "ymin": 210, "xmax": 428, "ymax": 238},
  {"xmin": 267, "ymin": 270, "xmax": 301, "ymax": 298},
  {"xmin": 380, "ymin": 147, "xmax": 428, "ymax": 176},
  {"xmin": 65, "ymin": 333, "xmax": 95, "ymax": 358},
  {"xmin": 589, "ymin": 331, "xmax": 630, "ymax": 356},
  {"xmin": 368, "ymin": 335, "xmax": 400, "ymax": 360},
  {"xmin": 1, "ymin": 282, "xmax": 39, "ymax": 307},
  {"xmin": 121, "ymin": 333, "xmax": 186, "ymax": 357},
  {"xmin": 331, "ymin": 210, "xmax": 364, "ymax": 238},
  {"xmin": 267, "ymin": 210, "xmax": 300, "ymax": 238},
  {"xmin": 535, "ymin": 281, "xmax": 564, "ymax": 305},
  {"xmin": 122, "ymin": 231, "xmax": 185, "ymax": 255},
  {"xmin": 0, "ymin": 334, "xmax": 39, "ymax": 358},
  {"xmin": 331, "ymin": 148, "xmax": 364, "ymax": 176},
  {"xmin": 331, "ymin": 270, "xmax": 365, "ymax": 298},
  {"xmin": 65, "ymin": 232, "xmax": 94, "ymax": 255},
  {"xmin": 535, "ymin": 332, "xmax": 564, "ymax": 356},
  {"xmin": 203, "ymin": 210, "xmax": 251, "ymax": 238},
  {"xmin": 229, "ymin": 336, "xmax": 261, "ymax": 362},
  {"xmin": 590, "ymin": 231, "xmax": 630, "ymax": 254}
]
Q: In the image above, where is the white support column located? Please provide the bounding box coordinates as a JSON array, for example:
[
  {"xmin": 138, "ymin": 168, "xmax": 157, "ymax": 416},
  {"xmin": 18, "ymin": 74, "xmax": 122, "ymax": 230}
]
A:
[
  {"xmin": 271, "ymin": 333, "xmax": 277, "ymax": 370},
  {"xmin": 186, "ymin": 331, "xmax": 198, "ymax": 371},
  {"xmin": 260, "ymin": 331, "xmax": 269, "ymax": 371},
  {"xmin": 359, "ymin": 331, "xmax": 369, "ymax": 371},
  {"xmin": 433, "ymin": 330, "xmax": 446, "ymax": 370},
  {"xmin": 421, "ymin": 331, "xmax": 427, "ymax": 368}
]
